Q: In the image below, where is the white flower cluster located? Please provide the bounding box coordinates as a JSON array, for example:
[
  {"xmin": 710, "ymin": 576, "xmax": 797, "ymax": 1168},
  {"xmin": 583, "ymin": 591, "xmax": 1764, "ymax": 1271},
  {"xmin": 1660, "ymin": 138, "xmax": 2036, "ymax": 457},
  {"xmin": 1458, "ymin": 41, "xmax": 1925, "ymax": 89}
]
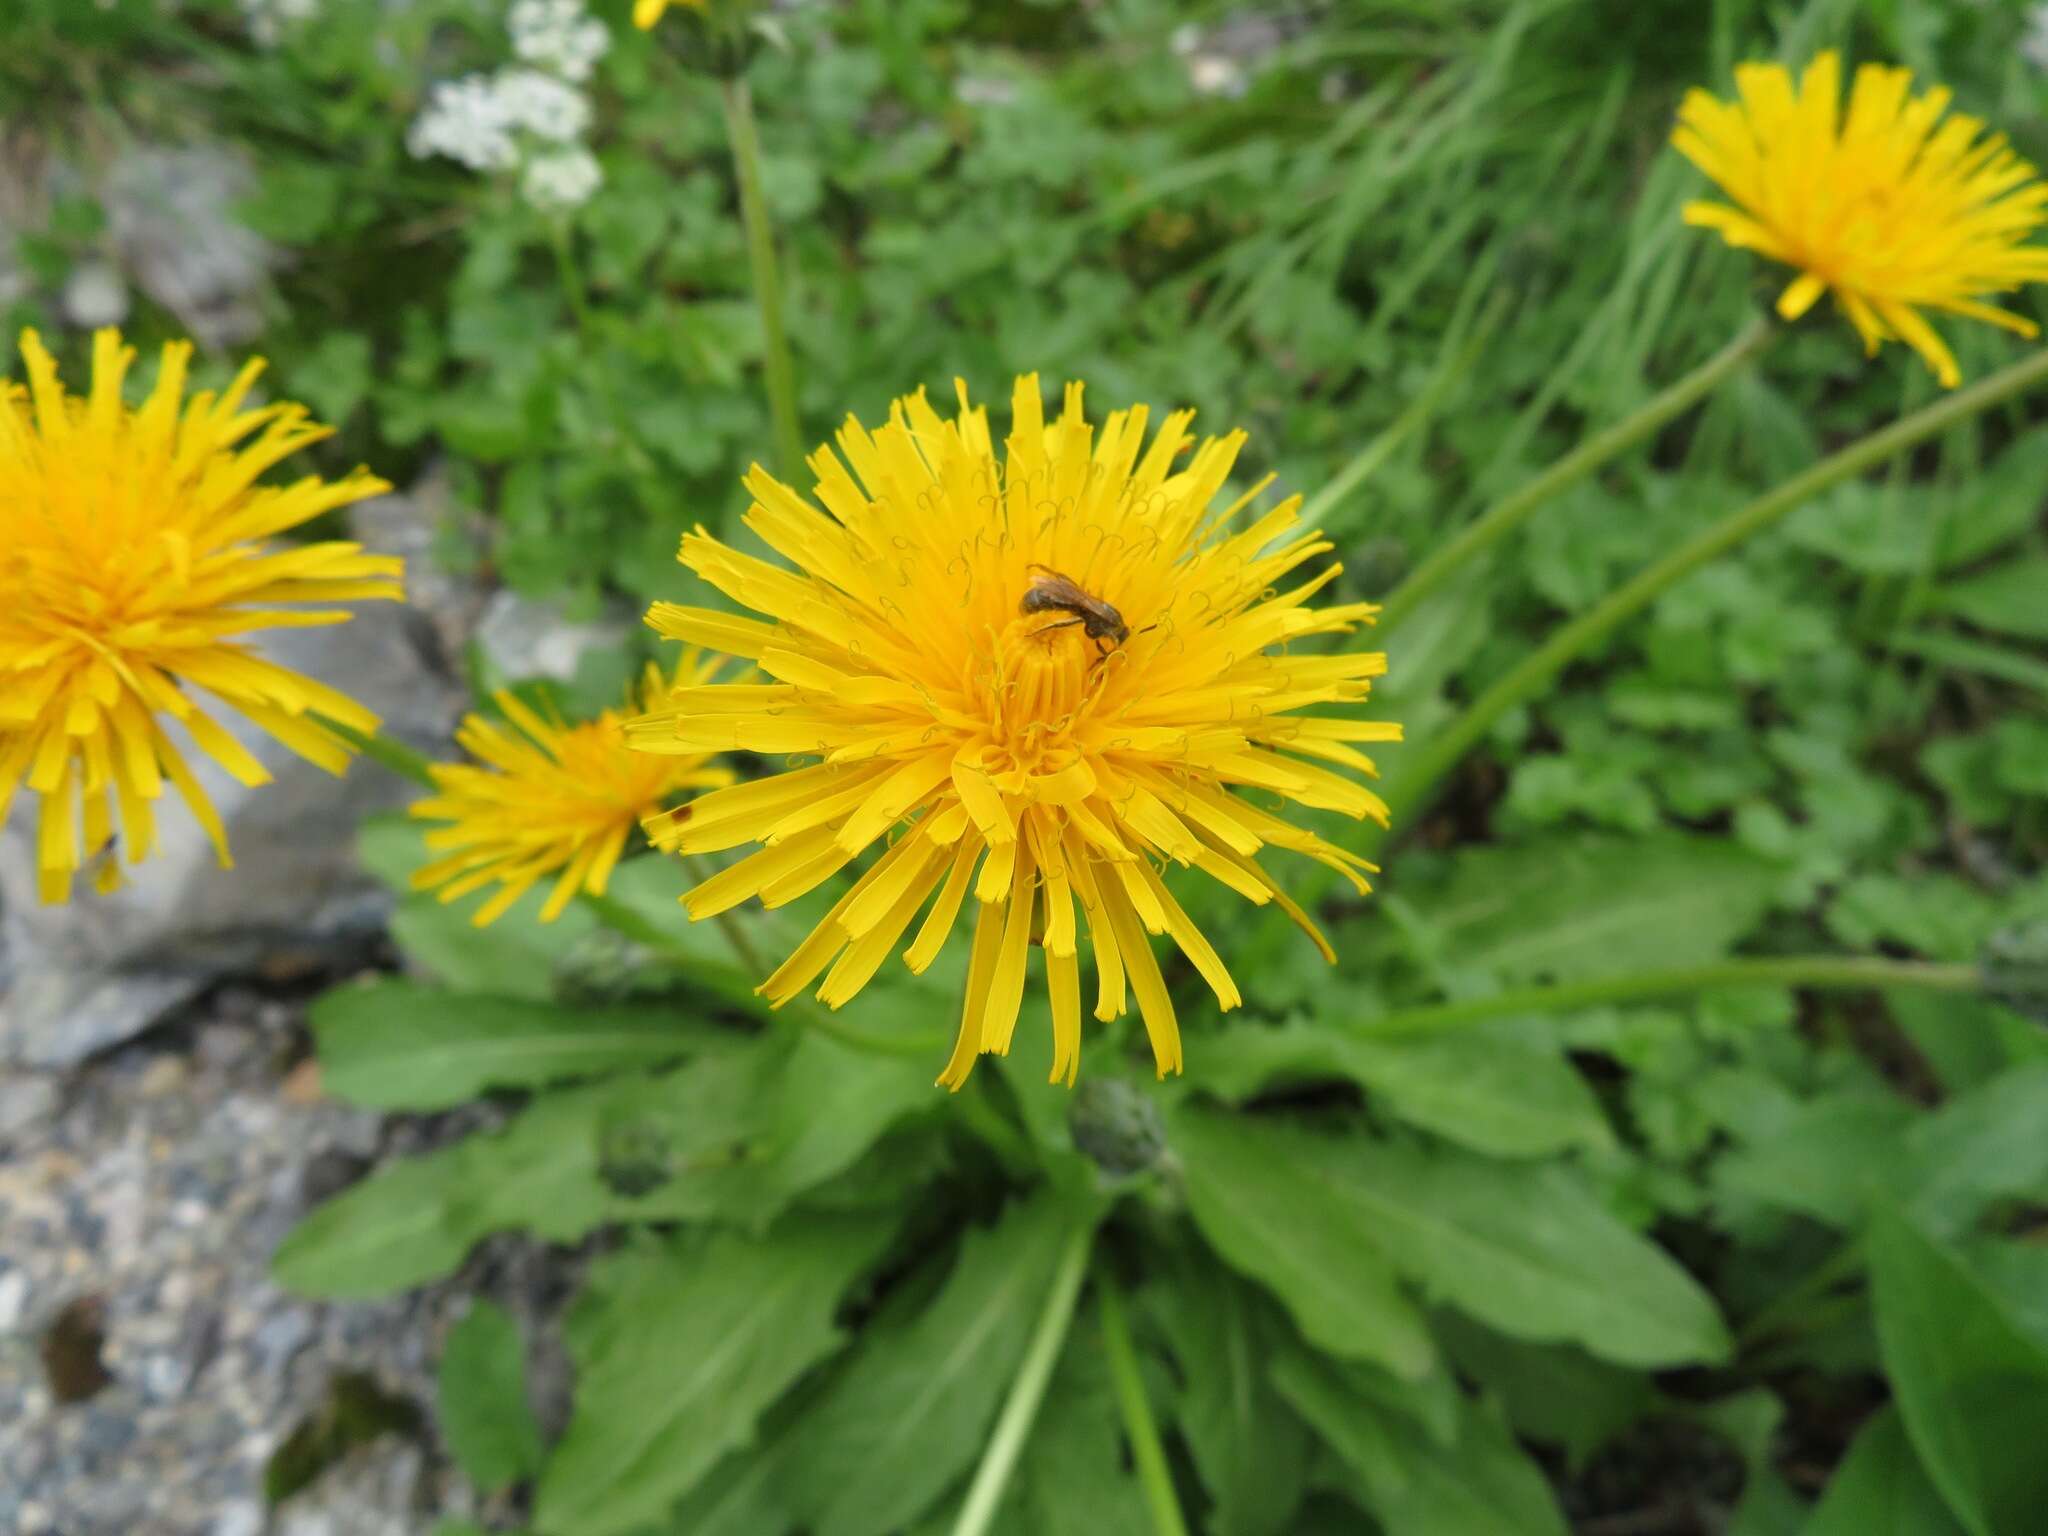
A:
[
  {"xmin": 240, "ymin": 0, "xmax": 319, "ymax": 49},
  {"xmin": 407, "ymin": 0, "xmax": 609, "ymax": 209},
  {"xmin": 511, "ymin": 0, "xmax": 611, "ymax": 83}
]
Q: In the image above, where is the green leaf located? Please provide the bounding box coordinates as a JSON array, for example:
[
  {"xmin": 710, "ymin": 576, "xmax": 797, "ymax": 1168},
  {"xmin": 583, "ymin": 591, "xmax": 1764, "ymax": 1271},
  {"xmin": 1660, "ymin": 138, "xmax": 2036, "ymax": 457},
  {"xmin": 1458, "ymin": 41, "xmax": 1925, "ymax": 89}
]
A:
[
  {"xmin": 1418, "ymin": 834, "xmax": 1781, "ymax": 983},
  {"xmin": 1934, "ymin": 559, "xmax": 2048, "ymax": 641},
  {"xmin": 1274, "ymin": 1345, "xmax": 1569, "ymax": 1536},
  {"xmin": 533, "ymin": 1213, "xmax": 897, "ymax": 1536},
  {"xmin": 1889, "ymin": 630, "xmax": 2048, "ymax": 697},
  {"xmin": 1867, "ymin": 1207, "xmax": 2048, "ymax": 1536},
  {"xmin": 778, "ymin": 1192, "xmax": 1096, "ymax": 1536},
  {"xmin": 1713, "ymin": 1094, "xmax": 1914, "ymax": 1229},
  {"xmin": 311, "ymin": 978, "xmax": 715, "ymax": 1110},
  {"xmin": 273, "ymin": 1029, "xmax": 933, "ymax": 1298},
  {"xmin": 1172, "ymin": 1107, "xmax": 1436, "ymax": 1380},
  {"xmin": 1145, "ymin": 1249, "xmax": 1313, "ymax": 1536},
  {"xmin": 1939, "ymin": 434, "xmax": 2048, "ymax": 569},
  {"xmin": 1432, "ymin": 1312, "xmax": 1651, "ymax": 1468},
  {"xmin": 1805, "ymin": 1407, "xmax": 1966, "ymax": 1536},
  {"xmin": 438, "ymin": 1301, "xmax": 542, "ymax": 1495},
  {"xmin": 1176, "ymin": 1107, "xmax": 1729, "ymax": 1369},
  {"xmin": 1189, "ymin": 1019, "xmax": 1613, "ymax": 1158},
  {"xmin": 1902, "ymin": 1063, "xmax": 2048, "ymax": 1238},
  {"xmin": 389, "ymin": 889, "xmax": 601, "ymax": 1002}
]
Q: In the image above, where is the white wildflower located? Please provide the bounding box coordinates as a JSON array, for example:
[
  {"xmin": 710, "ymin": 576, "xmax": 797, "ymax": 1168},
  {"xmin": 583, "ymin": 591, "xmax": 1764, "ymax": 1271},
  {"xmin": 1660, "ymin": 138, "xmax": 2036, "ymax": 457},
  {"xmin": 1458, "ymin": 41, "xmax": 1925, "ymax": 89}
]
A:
[
  {"xmin": 407, "ymin": 74, "xmax": 519, "ymax": 172},
  {"xmin": 509, "ymin": 0, "xmax": 611, "ymax": 84},
  {"xmin": 492, "ymin": 68, "xmax": 592, "ymax": 143},
  {"xmin": 522, "ymin": 147, "xmax": 603, "ymax": 212}
]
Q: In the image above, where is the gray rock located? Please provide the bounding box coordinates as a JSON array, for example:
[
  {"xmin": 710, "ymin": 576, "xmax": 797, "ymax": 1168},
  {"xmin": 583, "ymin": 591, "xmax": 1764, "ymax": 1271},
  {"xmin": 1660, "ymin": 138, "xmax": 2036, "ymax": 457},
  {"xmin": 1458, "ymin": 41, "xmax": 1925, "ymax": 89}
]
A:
[
  {"xmin": 103, "ymin": 145, "xmax": 272, "ymax": 349},
  {"xmin": 0, "ymin": 1073, "xmax": 60, "ymax": 1142},
  {"xmin": 474, "ymin": 588, "xmax": 634, "ymax": 685},
  {"xmin": 0, "ymin": 996, "xmax": 560, "ymax": 1535},
  {"xmin": 348, "ymin": 473, "xmax": 492, "ymax": 672},
  {"xmin": 0, "ymin": 606, "xmax": 463, "ymax": 1069}
]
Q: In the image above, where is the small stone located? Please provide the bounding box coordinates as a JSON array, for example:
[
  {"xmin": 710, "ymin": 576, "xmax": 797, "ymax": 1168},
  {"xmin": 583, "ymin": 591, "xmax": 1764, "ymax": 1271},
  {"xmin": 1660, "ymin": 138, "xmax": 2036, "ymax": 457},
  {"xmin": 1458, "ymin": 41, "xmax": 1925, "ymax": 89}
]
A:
[
  {"xmin": 279, "ymin": 1060, "xmax": 325, "ymax": 1106},
  {"xmin": 252, "ymin": 1309, "xmax": 316, "ymax": 1379},
  {"xmin": 196, "ymin": 1023, "xmax": 257, "ymax": 1070},
  {"xmin": 137, "ymin": 1057, "xmax": 189, "ymax": 1099},
  {"xmin": 0, "ymin": 1267, "xmax": 30, "ymax": 1330},
  {"xmin": 214, "ymin": 1498, "xmax": 264, "ymax": 1536}
]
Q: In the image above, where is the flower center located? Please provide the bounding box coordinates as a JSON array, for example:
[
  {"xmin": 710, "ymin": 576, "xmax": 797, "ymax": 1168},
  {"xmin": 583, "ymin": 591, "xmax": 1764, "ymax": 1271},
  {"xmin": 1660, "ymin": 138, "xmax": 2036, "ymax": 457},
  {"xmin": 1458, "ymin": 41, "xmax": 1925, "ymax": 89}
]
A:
[{"xmin": 981, "ymin": 614, "xmax": 1099, "ymax": 773}]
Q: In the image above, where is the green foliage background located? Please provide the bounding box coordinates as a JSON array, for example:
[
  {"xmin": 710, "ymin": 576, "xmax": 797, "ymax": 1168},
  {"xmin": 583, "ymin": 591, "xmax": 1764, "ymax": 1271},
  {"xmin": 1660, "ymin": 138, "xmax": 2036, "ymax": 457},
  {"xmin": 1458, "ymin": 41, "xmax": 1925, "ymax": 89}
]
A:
[{"xmin": 9, "ymin": 0, "xmax": 2048, "ymax": 1531}]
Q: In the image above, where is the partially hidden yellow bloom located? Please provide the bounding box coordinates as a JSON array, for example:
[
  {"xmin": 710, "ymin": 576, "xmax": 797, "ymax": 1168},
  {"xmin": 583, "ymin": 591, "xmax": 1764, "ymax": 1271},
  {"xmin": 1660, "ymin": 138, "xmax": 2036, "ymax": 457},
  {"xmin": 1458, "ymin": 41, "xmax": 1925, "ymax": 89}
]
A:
[
  {"xmin": 629, "ymin": 377, "xmax": 1398, "ymax": 1089},
  {"xmin": 412, "ymin": 652, "xmax": 734, "ymax": 926},
  {"xmin": 0, "ymin": 329, "xmax": 399, "ymax": 904},
  {"xmin": 1674, "ymin": 51, "xmax": 2048, "ymax": 386},
  {"xmin": 634, "ymin": 0, "xmax": 706, "ymax": 28}
]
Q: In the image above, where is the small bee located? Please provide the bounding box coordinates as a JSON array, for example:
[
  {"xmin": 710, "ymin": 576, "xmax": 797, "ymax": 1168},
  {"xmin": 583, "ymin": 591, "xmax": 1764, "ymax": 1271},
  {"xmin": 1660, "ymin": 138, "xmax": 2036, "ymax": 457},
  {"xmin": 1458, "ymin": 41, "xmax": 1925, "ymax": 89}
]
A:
[{"xmin": 1019, "ymin": 564, "xmax": 1130, "ymax": 654}]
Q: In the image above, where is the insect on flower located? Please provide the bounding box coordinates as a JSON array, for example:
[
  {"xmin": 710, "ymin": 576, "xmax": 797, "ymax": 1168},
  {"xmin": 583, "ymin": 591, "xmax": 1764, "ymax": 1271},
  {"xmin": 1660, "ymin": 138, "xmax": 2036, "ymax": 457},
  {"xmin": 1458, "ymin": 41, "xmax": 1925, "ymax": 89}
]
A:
[{"xmin": 1018, "ymin": 564, "xmax": 1131, "ymax": 656}]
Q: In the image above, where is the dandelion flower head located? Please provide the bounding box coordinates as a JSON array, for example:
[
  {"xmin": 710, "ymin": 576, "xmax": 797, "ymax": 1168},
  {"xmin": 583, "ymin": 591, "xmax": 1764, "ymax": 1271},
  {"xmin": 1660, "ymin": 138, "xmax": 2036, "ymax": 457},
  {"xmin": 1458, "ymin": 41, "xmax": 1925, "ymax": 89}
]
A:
[
  {"xmin": 1674, "ymin": 51, "xmax": 2048, "ymax": 386},
  {"xmin": 630, "ymin": 377, "xmax": 1398, "ymax": 1089},
  {"xmin": 0, "ymin": 329, "xmax": 399, "ymax": 903},
  {"xmin": 634, "ymin": 0, "xmax": 708, "ymax": 30},
  {"xmin": 412, "ymin": 651, "xmax": 733, "ymax": 927}
]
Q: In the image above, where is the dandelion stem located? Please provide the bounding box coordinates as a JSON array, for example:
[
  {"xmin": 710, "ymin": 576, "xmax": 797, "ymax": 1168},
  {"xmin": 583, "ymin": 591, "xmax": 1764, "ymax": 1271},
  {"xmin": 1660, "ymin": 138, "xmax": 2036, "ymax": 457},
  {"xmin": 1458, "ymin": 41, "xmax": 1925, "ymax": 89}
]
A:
[
  {"xmin": 720, "ymin": 76, "xmax": 806, "ymax": 481},
  {"xmin": 325, "ymin": 721, "xmax": 437, "ymax": 790},
  {"xmin": 1098, "ymin": 1271, "xmax": 1190, "ymax": 1536},
  {"xmin": 1347, "ymin": 956, "xmax": 1982, "ymax": 1041},
  {"xmin": 1376, "ymin": 313, "xmax": 1776, "ymax": 635},
  {"xmin": 1387, "ymin": 342, "xmax": 2048, "ymax": 826},
  {"xmin": 950, "ymin": 1216, "xmax": 1097, "ymax": 1536}
]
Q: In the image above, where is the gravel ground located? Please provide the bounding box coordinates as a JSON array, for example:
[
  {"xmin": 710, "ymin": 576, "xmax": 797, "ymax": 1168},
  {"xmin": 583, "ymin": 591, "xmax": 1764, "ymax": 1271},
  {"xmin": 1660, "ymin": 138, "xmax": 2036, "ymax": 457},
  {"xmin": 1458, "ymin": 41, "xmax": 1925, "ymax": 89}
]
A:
[{"xmin": 0, "ymin": 986, "xmax": 570, "ymax": 1536}]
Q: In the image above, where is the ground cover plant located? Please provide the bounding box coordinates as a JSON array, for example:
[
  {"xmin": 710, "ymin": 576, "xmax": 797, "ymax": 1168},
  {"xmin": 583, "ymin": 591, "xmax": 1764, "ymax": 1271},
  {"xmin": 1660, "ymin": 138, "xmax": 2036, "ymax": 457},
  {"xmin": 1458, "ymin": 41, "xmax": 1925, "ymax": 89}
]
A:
[{"xmin": 7, "ymin": 0, "xmax": 2048, "ymax": 1532}]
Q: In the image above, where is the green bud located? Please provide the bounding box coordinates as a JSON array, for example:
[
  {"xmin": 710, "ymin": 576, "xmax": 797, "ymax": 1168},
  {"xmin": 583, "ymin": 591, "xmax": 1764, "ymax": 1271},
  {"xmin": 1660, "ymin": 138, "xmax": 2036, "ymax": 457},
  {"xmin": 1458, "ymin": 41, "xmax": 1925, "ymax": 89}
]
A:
[{"xmin": 1068, "ymin": 1077, "xmax": 1168, "ymax": 1177}]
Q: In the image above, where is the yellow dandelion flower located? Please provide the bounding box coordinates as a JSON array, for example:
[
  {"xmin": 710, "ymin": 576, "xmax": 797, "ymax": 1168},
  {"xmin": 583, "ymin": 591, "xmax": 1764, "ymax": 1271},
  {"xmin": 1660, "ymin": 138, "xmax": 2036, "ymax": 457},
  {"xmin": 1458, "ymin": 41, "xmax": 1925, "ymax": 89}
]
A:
[
  {"xmin": 0, "ymin": 329, "xmax": 399, "ymax": 905},
  {"xmin": 634, "ymin": 0, "xmax": 707, "ymax": 29},
  {"xmin": 1673, "ymin": 51, "xmax": 2048, "ymax": 387},
  {"xmin": 412, "ymin": 652, "xmax": 734, "ymax": 926},
  {"xmin": 629, "ymin": 377, "xmax": 1398, "ymax": 1090}
]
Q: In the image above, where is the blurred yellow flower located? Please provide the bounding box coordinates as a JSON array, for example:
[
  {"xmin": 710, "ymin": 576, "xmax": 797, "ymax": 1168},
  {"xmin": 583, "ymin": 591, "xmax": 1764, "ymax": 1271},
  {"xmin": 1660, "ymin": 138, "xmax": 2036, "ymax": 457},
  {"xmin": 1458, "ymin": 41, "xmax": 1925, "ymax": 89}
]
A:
[
  {"xmin": 0, "ymin": 329, "xmax": 399, "ymax": 904},
  {"xmin": 629, "ymin": 377, "xmax": 1397, "ymax": 1089},
  {"xmin": 634, "ymin": 0, "xmax": 707, "ymax": 28},
  {"xmin": 1674, "ymin": 51, "xmax": 2048, "ymax": 386},
  {"xmin": 413, "ymin": 653, "xmax": 733, "ymax": 926}
]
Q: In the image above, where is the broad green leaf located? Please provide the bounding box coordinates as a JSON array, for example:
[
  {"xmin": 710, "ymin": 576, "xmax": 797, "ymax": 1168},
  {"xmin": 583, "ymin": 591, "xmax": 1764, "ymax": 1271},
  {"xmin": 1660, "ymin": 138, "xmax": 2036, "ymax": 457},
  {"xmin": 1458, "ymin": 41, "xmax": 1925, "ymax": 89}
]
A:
[
  {"xmin": 1902, "ymin": 1062, "xmax": 2048, "ymax": 1237},
  {"xmin": 312, "ymin": 979, "xmax": 717, "ymax": 1109},
  {"xmin": 1189, "ymin": 1019, "xmax": 1612, "ymax": 1158},
  {"xmin": 390, "ymin": 889, "xmax": 600, "ymax": 1002},
  {"xmin": 1805, "ymin": 1407, "xmax": 1966, "ymax": 1536},
  {"xmin": 1867, "ymin": 1207, "xmax": 2048, "ymax": 1536},
  {"xmin": 779, "ymin": 1191, "xmax": 1097, "ymax": 1536},
  {"xmin": 438, "ymin": 1302, "xmax": 542, "ymax": 1494},
  {"xmin": 1172, "ymin": 1107, "xmax": 1435, "ymax": 1380},
  {"xmin": 273, "ymin": 1030, "xmax": 933, "ymax": 1297},
  {"xmin": 1417, "ymin": 834, "xmax": 1781, "ymax": 983},
  {"xmin": 1274, "ymin": 1345, "xmax": 1568, "ymax": 1536},
  {"xmin": 1145, "ymin": 1248, "xmax": 1313, "ymax": 1536},
  {"xmin": 1935, "ymin": 559, "xmax": 2048, "ymax": 641},
  {"xmin": 1432, "ymin": 1312, "xmax": 1650, "ymax": 1468},
  {"xmin": 533, "ymin": 1214, "xmax": 897, "ymax": 1536},
  {"xmin": 1713, "ymin": 1094, "xmax": 1914, "ymax": 1229},
  {"xmin": 1178, "ymin": 1108, "xmax": 1729, "ymax": 1368},
  {"xmin": 1964, "ymin": 1239, "xmax": 2048, "ymax": 1354}
]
